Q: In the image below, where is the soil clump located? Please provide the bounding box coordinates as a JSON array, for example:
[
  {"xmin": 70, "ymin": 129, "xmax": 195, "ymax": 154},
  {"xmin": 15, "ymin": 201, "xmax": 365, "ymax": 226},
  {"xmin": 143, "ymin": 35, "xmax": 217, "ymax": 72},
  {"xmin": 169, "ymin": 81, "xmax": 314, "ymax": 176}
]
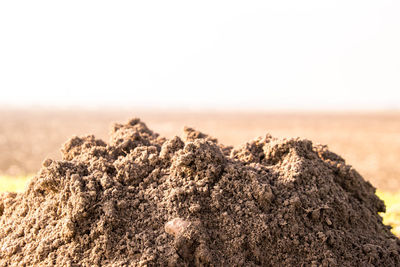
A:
[{"xmin": 0, "ymin": 118, "xmax": 399, "ymax": 266}]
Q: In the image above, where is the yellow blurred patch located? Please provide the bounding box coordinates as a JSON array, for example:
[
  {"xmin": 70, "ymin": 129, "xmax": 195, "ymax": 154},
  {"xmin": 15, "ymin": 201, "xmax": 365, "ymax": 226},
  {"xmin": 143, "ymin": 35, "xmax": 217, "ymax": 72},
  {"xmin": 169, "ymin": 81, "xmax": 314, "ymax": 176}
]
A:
[
  {"xmin": 377, "ymin": 191, "xmax": 400, "ymax": 237},
  {"xmin": 0, "ymin": 175, "xmax": 31, "ymax": 193}
]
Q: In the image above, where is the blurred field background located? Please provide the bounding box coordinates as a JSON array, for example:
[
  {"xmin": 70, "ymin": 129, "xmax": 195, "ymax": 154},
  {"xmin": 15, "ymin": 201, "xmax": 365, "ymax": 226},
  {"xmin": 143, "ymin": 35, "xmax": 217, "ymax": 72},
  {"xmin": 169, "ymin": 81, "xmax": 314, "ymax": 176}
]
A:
[
  {"xmin": 1, "ymin": 109, "xmax": 399, "ymax": 191},
  {"xmin": 0, "ymin": 108, "xmax": 399, "ymax": 236}
]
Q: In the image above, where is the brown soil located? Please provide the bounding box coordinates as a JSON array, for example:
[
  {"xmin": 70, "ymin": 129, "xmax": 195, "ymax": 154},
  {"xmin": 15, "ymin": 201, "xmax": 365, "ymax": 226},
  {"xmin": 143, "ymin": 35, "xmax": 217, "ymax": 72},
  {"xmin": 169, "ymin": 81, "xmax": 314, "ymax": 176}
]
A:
[
  {"xmin": 1, "ymin": 109, "xmax": 400, "ymax": 192},
  {"xmin": 1, "ymin": 118, "xmax": 399, "ymax": 266}
]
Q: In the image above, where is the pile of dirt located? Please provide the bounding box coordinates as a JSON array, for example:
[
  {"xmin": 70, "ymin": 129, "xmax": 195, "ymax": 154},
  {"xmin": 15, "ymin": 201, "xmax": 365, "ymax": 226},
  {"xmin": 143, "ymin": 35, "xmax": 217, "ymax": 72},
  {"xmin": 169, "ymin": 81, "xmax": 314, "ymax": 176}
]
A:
[{"xmin": 1, "ymin": 118, "xmax": 399, "ymax": 266}]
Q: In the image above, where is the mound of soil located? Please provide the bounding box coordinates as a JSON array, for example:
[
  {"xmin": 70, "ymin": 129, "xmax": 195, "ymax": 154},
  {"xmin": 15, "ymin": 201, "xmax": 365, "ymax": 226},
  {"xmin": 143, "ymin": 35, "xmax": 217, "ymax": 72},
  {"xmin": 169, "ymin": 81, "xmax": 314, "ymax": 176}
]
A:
[{"xmin": 1, "ymin": 119, "xmax": 399, "ymax": 266}]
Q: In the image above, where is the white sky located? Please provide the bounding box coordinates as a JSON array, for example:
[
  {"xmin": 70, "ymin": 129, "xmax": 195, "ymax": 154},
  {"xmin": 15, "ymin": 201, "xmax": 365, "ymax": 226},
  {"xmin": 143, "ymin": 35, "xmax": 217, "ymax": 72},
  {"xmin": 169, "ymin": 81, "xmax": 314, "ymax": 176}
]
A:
[{"xmin": 0, "ymin": 1, "xmax": 399, "ymax": 110}]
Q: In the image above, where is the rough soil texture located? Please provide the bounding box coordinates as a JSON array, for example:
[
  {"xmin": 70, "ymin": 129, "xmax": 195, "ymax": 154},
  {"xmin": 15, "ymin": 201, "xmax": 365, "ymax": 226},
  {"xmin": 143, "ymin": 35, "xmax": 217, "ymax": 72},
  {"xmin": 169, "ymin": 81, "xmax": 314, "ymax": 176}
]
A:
[
  {"xmin": 0, "ymin": 119, "xmax": 399, "ymax": 266},
  {"xmin": 2, "ymin": 109, "xmax": 400, "ymax": 192}
]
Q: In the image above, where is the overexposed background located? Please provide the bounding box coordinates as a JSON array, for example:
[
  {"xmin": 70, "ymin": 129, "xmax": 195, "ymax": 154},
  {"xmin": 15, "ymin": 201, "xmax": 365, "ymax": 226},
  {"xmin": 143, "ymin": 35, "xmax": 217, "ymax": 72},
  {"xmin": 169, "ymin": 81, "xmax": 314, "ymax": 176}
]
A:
[{"xmin": 1, "ymin": 1, "xmax": 399, "ymax": 110}]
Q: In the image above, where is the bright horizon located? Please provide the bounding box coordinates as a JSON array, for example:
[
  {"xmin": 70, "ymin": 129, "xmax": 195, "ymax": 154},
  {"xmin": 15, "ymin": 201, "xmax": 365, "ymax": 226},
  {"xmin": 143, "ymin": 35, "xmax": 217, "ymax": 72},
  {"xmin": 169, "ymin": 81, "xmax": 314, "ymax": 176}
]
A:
[{"xmin": 1, "ymin": 1, "xmax": 399, "ymax": 110}]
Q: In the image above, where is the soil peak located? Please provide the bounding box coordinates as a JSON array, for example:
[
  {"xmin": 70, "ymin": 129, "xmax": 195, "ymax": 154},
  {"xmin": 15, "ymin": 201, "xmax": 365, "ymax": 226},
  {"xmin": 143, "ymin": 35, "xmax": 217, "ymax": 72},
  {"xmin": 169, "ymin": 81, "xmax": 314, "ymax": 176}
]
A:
[{"xmin": 1, "ymin": 118, "xmax": 399, "ymax": 266}]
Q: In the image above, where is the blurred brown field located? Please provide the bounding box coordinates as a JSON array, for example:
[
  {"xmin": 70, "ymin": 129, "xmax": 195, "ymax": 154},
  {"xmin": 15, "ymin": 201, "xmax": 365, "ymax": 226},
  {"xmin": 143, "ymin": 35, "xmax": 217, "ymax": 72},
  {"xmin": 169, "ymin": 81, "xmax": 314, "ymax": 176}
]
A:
[{"xmin": 0, "ymin": 108, "xmax": 399, "ymax": 192}]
